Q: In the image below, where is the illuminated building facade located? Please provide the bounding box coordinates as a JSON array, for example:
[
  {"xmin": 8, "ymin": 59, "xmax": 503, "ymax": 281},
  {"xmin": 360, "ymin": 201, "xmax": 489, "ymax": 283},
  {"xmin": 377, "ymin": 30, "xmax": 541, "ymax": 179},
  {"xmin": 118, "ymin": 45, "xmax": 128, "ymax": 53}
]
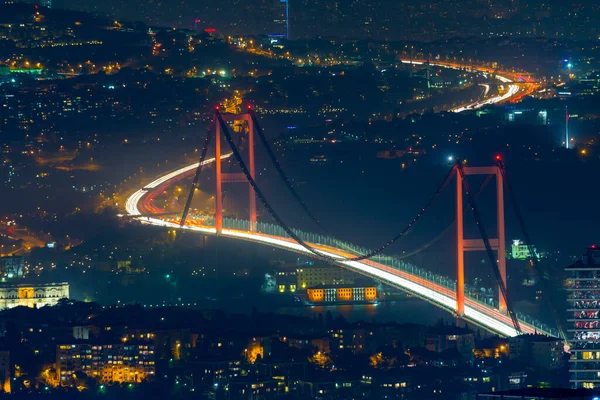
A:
[
  {"xmin": 510, "ymin": 240, "xmax": 538, "ymax": 260},
  {"xmin": 124, "ymin": 328, "xmax": 197, "ymax": 362},
  {"xmin": 307, "ymin": 285, "xmax": 377, "ymax": 304},
  {"xmin": 56, "ymin": 343, "xmax": 155, "ymax": 385},
  {"xmin": 0, "ymin": 282, "xmax": 68, "ymax": 310},
  {"xmin": 273, "ymin": 267, "xmax": 297, "ymax": 293},
  {"xmin": 566, "ymin": 246, "xmax": 600, "ymax": 389},
  {"xmin": 297, "ymin": 266, "xmax": 359, "ymax": 289}
]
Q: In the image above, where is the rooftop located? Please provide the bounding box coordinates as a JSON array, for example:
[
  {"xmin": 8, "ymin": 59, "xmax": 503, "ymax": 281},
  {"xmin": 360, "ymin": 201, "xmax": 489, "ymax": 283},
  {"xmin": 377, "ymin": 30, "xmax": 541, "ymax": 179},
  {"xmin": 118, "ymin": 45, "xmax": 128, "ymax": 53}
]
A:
[
  {"xmin": 566, "ymin": 247, "xmax": 600, "ymax": 269},
  {"xmin": 512, "ymin": 333, "xmax": 561, "ymax": 343},
  {"xmin": 308, "ymin": 283, "xmax": 377, "ymax": 289},
  {"xmin": 0, "ymin": 282, "xmax": 68, "ymax": 288},
  {"xmin": 478, "ymin": 388, "xmax": 599, "ymax": 399},
  {"xmin": 427, "ymin": 325, "xmax": 472, "ymax": 336}
]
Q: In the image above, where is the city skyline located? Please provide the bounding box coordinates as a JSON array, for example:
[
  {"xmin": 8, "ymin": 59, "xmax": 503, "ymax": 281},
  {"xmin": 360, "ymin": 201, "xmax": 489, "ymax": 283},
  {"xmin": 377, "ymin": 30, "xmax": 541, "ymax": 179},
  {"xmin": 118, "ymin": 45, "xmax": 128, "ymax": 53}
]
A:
[{"xmin": 0, "ymin": 0, "xmax": 600, "ymax": 398}]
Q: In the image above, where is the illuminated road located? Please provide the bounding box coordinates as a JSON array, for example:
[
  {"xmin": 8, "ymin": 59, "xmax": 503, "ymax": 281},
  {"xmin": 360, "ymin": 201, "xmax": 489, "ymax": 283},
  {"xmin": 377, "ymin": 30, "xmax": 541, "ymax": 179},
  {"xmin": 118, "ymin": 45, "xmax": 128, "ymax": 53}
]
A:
[
  {"xmin": 125, "ymin": 157, "xmax": 553, "ymax": 338},
  {"xmin": 398, "ymin": 59, "xmax": 526, "ymax": 112},
  {"xmin": 451, "ymin": 84, "xmax": 520, "ymax": 113}
]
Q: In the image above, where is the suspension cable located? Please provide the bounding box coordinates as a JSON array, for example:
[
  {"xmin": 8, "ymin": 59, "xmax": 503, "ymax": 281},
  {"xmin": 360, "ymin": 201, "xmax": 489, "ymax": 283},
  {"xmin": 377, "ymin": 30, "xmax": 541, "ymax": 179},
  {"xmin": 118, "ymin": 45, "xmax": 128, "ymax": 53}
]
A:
[
  {"xmin": 215, "ymin": 111, "xmax": 332, "ymax": 261},
  {"xmin": 248, "ymin": 109, "xmax": 373, "ymax": 255},
  {"xmin": 249, "ymin": 108, "xmax": 457, "ymax": 259},
  {"xmin": 397, "ymin": 174, "xmax": 494, "ymax": 259},
  {"xmin": 248, "ymin": 109, "xmax": 326, "ymax": 230},
  {"xmin": 456, "ymin": 162, "xmax": 522, "ymax": 334},
  {"xmin": 497, "ymin": 160, "xmax": 567, "ymax": 341},
  {"xmin": 248, "ymin": 109, "xmax": 370, "ymax": 255},
  {"xmin": 180, "ymin": 118, "xmax": 214, "ymax": 227},
  {"xmin": 348, "ymin": 167, "xmax": 455, "ymax": 261},
  {"xmin": 219, "ymin": 107, "xmax": 456, "ymax": 262}
]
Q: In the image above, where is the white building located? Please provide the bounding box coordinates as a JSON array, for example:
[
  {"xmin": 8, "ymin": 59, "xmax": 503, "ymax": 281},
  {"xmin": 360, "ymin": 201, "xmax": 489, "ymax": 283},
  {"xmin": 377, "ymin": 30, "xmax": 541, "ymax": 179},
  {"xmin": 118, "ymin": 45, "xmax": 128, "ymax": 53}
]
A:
[{"xmin": 0, "ymin": 282, "xmax": 69, "ymax": 309}]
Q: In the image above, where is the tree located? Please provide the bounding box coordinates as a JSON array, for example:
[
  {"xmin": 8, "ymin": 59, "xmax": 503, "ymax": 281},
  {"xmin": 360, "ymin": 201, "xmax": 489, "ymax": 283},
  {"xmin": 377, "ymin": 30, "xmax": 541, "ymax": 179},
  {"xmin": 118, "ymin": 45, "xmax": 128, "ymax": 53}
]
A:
[
  {"xmin": 370, "ymin": 346, "xmax": 409, "ymax": 370},
  {"xmin": 325, "ymin": 311, "xmax": 333, "ymax": 327},
  {"xmin": 308, "ymin": 352, "xmax": 332, "ymax": 369}
]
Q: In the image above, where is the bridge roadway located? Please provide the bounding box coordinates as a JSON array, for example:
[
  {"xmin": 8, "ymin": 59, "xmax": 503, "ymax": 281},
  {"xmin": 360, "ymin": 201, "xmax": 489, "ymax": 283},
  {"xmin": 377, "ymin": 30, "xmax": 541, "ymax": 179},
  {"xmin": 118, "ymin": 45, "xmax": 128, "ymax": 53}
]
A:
[{"xmin": 125, "ymin": 155, "xmax": 552, "ymax": 338}]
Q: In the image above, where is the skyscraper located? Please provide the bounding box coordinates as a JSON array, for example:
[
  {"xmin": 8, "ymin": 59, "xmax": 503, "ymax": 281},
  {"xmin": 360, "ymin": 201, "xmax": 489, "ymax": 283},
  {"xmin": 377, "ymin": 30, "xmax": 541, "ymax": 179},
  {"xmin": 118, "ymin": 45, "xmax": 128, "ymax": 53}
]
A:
[
  {"xmin": 272, "ymin": 0, "xmax": 289, "ymax": 38},
  {"xmin": 566, "ymin": 245, "xmax": 600, "ymax": 389}
]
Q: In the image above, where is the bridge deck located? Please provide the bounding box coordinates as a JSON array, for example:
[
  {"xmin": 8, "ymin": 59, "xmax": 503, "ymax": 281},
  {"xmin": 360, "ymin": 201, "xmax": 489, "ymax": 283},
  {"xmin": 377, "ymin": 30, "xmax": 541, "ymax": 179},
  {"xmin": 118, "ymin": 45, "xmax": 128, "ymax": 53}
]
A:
[{"xmin": 125, "ymin": 155, "xmax": 555, "ymax": 338}]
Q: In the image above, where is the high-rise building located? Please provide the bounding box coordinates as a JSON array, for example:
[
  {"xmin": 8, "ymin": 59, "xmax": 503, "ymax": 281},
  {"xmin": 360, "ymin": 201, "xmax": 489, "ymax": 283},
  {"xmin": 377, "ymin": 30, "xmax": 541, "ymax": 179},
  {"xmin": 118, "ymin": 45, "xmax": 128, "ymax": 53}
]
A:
[
  {"xmin": 272, "ymin": 0, "xmax": 288, "ymax": 38},
  {"xmin": 566, "ymin": 245, "xmax": 600, "ymax": 389}
]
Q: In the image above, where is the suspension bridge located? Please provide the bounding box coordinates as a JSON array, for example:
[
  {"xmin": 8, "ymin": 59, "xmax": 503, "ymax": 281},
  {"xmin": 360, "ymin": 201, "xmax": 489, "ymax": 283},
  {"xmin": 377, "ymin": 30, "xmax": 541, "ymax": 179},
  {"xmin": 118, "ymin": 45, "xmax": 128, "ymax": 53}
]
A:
[{"xmin": 124, "ymin": 108, "xmax": 562, "ymax": 339}]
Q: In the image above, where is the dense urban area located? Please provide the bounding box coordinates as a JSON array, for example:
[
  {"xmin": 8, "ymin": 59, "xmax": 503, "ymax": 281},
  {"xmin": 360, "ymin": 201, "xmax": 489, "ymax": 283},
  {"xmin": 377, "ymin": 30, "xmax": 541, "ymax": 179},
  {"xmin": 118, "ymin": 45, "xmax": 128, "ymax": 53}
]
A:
[{"xmin": 1, "ymin": 0, "xmax": 600, "ymax": 399}]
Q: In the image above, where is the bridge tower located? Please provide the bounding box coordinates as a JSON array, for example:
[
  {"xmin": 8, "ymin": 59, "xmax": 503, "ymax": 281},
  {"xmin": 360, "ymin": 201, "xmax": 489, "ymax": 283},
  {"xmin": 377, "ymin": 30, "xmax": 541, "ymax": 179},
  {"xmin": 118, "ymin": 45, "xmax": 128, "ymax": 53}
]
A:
[
  {"xmin": 214, "ymin": 112, "xmax": 257, "ymax": 234},
  {"xmin": 456, "ymin": 164, "xmax": 506, "ymax": 316}
]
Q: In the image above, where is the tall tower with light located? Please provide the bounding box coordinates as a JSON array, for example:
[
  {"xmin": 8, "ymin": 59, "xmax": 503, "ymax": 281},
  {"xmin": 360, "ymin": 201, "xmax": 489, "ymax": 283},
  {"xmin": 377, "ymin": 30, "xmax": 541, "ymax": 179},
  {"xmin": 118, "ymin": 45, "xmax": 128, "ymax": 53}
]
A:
[
  {"xmin": 273, "ymin": 0, "xmax": 289, "ymax": 39},
  {"xmin": 284, "ymin": 0, "xmax": 289, "ymax": 39},
  {"xmin": 565, "ymin": 106, "xmax": 569, "ymax": 149}
]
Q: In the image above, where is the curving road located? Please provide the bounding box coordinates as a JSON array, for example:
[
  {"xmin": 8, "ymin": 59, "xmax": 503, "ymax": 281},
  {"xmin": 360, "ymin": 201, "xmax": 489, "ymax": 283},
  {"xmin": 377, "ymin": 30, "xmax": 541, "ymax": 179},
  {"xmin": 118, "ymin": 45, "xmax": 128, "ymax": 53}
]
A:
[
  {"xmin": 451, "ymin": 84, "xmax": 520, "ymax": 113},
  {"xmin": 398, "ymin": 59, "xmax": 528, "ymax": 112},
  {"xmin": 124, "ymin": 155, "xmax": 554, "ymax": 338}
]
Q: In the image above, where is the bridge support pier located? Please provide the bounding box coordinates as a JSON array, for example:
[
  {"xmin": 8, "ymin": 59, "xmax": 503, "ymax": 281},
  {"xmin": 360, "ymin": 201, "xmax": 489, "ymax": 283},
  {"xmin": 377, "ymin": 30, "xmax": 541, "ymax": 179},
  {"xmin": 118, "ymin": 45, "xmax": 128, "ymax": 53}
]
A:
[
  {"xmin": 496, "ymin": 167, "xmax": 506, "ymax": 313},
  {"xmin": 456, "ymin": 171, "xmax": 465, "ymax": 316},
  {"xmin": 456, "ymin": 165, "xmax": 507, "ymax": 316},
  {"xmin": 215, "ymin": 120, "xmax": 223, "ymax": 234},
  {"xmin": 214, "ymin": 112, "xmax": 257, "ymax": 234}
]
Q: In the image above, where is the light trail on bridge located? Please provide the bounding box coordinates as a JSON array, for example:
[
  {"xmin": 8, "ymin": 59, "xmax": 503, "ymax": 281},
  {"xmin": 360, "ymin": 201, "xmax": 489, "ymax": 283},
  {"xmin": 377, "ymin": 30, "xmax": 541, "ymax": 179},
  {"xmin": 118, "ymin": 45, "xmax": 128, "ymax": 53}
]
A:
[
  {"xmin": 125, "ymin": 153, "xmax": 233, "ymax": 217},
  {"xmin": 124, "ymin": 157, "xmax": 553, "ymax": 338}
]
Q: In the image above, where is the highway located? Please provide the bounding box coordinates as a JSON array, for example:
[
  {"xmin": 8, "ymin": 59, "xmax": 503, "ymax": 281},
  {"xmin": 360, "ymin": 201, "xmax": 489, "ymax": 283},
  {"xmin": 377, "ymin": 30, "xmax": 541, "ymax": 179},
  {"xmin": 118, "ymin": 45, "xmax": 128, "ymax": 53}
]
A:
[
  {"xmin": 125, "ymin": 157, "xmax": 553, "ymax": 338},
  {"xmin": 451, "ymin": 84, "xmax": 520, "ymax": 113},
  {"xmin": 398, "ymin": 59, "xmax": 526, "ymax": 112}
]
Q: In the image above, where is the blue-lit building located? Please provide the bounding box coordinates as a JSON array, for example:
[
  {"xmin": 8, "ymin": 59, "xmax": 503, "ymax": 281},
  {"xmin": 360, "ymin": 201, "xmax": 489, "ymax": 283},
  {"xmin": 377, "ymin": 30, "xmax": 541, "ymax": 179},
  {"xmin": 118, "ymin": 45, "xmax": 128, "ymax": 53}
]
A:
[
  {"xmin": 272, "ymin": 0, "xmax": 289, "ymax": 39},
  {"xmin": 504, "ymin": 107, "xmax": 548, "ymax": 125},
  {"xmin": 566, "ymin": 246, "xmax": 600, "ymax": 389}
]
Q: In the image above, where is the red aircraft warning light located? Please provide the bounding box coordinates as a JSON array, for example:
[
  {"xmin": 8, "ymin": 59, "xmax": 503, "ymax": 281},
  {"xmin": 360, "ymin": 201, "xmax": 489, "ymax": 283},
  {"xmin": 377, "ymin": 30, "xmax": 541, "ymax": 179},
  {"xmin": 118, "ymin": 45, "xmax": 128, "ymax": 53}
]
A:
[{"xmin": 495, "ymin": 154, "xmax": 502, "ymax": 161}]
